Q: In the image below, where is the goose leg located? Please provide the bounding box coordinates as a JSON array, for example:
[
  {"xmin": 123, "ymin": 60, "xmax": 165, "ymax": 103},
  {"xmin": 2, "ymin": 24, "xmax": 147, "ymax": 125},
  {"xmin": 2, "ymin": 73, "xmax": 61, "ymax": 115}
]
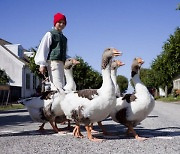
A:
[
  {"xmin": 128, "ymin": 125, "xmax": 147, "ymax": 141},
  {"xmin": 85, "ymin": 125, "xmax": 103, "ymax": 142},
  {"xmin": 97, "ymin": 121, "xmax": 111, "ymax": 135},
  {"xmin": 59, "ymin": 120, "xmax": 73, "ymax": 132},
  {"xmin": 67, "ymin": 120, "xmax": 73, "ymax": 130},
  {"xmin": 126, "ymin": 128, "xmax": 132, "ymax": 136},
  {"xmin": 90, "ymin": 123, "xmax": 99, "ymax": 134},
  {"xmin": 49, "ymin": 121, "xmax": 59, "ymax": 133},
  {"xmin": 55, "ymin": 122, "xmax": 59, "ymax": 130},
  {"xmin": 97, "ymin": 121, "xmax": 116, "ymax": 136},
  {"xmin": 62, "ymin": 120, "xmax": 73, "ymax": 131},
  {"xmin": 73, "ymin": 125, "xmax": 83, "ymax": 138},
  {"xmin": 39, "ymin": 123, "xmax": 45, "ymax": 131},
  {"xmin": 90, "ymin": 123, "xmax": 93, "ymax": 131},
  {"xmin": 54, "ymin": 121, "xmax": 68, "ymax": 134}
]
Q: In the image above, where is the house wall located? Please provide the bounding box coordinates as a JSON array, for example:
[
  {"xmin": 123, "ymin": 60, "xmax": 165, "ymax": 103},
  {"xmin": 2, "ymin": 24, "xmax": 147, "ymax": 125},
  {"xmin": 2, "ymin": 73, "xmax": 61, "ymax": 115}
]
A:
[
  {"xmin": 173, "ymin": 78, "xmax": 180, "ymax": 90},
  {"xmin": 22, "ymin": 66, "xmax": 40, "ymax": 98},
  {"xmin": 0, "ymin": 46, "xmax": 24, "ymax": 87},
  {"xmin": 0, "ymin": 45, "xmax": 40, "ymax": 99}
]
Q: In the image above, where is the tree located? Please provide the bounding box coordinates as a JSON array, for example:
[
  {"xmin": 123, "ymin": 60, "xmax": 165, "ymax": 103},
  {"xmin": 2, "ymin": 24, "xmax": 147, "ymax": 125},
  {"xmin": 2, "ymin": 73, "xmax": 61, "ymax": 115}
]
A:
[
  {"xmin": 151, "ymin": 28, "xmax": 180, "ymax": 94},
  {"xmin": 116, "ymin": 75, "xmax": 128, "ymax": 94},
  {"xmin": 27, "ymin": 50, "xmax": 128, "ymax": 92},
  {"xmin": 140, "ymin": 68, "xmax": 157, "ymax": 88},
  {"xmin": 73, "ymin": 56, "xmax": 102, "ymax": 90},
  {"xmin": 176, "ymin": 3, "xmax": 180, "ymax": 10},
  {"xmin": 27, "ymin": 49, "xmax": 103, "ymax": 90},
  {"xmin": 0, "ymin": 69, "xmax": 10, "ymax": 85},
  {"xmin": 28, "ymin": 48, "xmax": 46, "ymax": 80}
]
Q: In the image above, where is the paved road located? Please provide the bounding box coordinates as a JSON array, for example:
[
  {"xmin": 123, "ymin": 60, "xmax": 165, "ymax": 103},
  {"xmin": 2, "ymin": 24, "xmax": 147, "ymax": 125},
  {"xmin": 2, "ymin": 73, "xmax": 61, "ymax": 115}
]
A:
[{"xmin": 0, "ymin": 101, "xmax": 180, "ymax": 154}]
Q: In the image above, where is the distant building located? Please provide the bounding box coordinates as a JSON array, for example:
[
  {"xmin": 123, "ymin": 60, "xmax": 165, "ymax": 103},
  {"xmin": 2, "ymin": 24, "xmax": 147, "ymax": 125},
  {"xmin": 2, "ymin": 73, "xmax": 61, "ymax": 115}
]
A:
[
  {"xmin": 173, "ymin": 75, "xmax": 180, "ymax": 90},
  {"xmin": 0, "ymin": 38, "xmax": 40, "ymax": 102},
  {"xmin": 159, "ymin": 87, "xmax": 165, "ymax": 97},
  {"xmin": 173, "ymin": 75, "xmax": 180, "ymax": 96}
]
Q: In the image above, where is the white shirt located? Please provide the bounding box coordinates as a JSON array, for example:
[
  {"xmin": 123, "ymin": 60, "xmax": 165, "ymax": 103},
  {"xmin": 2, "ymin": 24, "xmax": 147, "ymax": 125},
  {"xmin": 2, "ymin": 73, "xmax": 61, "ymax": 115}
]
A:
[
  {"xmin": 34, "ymin": 31, "xmax": 70, "ymax": 67},
  {"xmin": 34, "ymin": 32, "xmax": 52, "ymax": 66}
]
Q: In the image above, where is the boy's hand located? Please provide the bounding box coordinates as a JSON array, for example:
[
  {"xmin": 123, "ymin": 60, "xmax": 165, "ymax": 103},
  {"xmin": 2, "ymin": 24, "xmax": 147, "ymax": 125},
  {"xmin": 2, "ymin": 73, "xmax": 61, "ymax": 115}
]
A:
[{"xmin": 39, "ymin": 66, "xmax": 46, "ymax": 75}]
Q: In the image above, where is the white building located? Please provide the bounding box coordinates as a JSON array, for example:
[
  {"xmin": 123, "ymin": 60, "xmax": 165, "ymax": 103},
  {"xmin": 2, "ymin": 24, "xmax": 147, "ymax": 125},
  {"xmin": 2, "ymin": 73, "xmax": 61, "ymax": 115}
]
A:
[
  {"xmin": 173, "ymin": 75, "xmax": 180, "ymax": 90},
  {"xmin": 0, "ymin": 38, "xmax": 40, "ymax": 101},
  {"xmin": 159, "ymin": 87, "xmax": 165, "ymax": 97}
]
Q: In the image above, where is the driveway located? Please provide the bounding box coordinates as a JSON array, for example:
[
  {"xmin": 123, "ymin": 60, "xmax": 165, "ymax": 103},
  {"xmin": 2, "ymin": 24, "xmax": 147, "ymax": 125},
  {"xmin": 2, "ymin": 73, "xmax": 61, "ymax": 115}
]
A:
[{"xmin": 0, "ymin": 101, "xmax": 180, "ymax": 154}]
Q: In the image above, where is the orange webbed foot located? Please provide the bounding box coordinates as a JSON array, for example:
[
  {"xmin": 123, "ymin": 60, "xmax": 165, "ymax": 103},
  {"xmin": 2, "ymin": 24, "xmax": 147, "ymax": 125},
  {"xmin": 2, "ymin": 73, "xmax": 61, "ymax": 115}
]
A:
[
  {"xmin": 73, "ymin": 125, "xmax": 84, "ymax": 138},
  {"xmin": 135, "ymin": 135, "xmax": 148, "ymax": 141},
  {"xmin": 89, "ymin": 137, "xmax": 104, "ymax": 142}
]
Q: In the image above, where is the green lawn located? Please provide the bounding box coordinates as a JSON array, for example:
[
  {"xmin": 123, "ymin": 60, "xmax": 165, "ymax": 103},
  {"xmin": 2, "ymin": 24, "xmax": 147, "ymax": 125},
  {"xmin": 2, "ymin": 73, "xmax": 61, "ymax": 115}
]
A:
[
  {"xmin": 156, "ymin": 95, "xmax": 180, "ymax": 102},
  {"xmin": 0, "ymin": 103, "xmax": 25, "ymax": 111}
]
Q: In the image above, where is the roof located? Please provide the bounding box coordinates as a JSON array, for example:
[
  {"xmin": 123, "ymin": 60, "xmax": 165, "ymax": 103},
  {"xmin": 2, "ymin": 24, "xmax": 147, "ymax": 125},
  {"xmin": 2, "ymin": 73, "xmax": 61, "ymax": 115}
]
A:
[
  {"xmin": 0, "ymin": 38, "xmax": 11, "ymax": 46},
  {"xmin": 0, "ymin": 38, "xmax": 29, "ymax": 65}
]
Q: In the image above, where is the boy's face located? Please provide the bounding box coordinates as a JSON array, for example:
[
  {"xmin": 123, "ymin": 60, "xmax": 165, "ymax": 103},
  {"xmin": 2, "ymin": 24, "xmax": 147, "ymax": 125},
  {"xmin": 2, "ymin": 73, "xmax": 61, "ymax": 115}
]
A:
[{"xmin": 55, "ymin": 20, "xmax": 66, "ymax": 32}]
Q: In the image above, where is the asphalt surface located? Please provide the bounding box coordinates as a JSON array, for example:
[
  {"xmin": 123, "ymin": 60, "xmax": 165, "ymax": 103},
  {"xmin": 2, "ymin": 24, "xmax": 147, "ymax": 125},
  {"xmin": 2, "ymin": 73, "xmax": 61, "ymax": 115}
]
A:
[{"xmin": 0, "ymin": 101, "xmax": 180, "ymax": 154}]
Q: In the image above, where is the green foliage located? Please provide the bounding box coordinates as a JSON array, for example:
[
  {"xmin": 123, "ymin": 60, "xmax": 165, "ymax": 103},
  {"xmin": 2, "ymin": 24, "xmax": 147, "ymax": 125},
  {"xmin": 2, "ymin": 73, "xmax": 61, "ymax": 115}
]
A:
[
  {"xmin": 140, "ymin": 68, "xmax": 157, "ymax": 88},
  {"xmin": 73, "ymin": 56, "xmax": 102, "ymax": 90},
  {"xmin": 151, "ymin": 27, "xmax": 180, "ymax": 92},
  {"xmin": 0, "ymin": 69, "xmax": 10, "ymax": 85},
  {"xmin": 28, "ymin": 48, "xmax": 44, "ymax": 79},
  {"xmin": 176, "ymin": 3, "xmax": 180, "ymax": 10},
  {"xmin": 27, "ymin": 49, "xmax": 103, "ymax": 90},
  {"xmin": 116, "ymin": 75, "xmax": 128, "ymax": 94}
]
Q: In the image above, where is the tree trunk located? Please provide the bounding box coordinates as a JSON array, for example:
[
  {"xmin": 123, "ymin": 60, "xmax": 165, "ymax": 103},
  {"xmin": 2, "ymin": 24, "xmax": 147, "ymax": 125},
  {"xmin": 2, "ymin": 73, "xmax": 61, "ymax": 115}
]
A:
[
  {"xmin": 165, "ymin": 85, "xmax": 168, "ymax": 97},
  {"xmin": 154, "ymin": 88, "xmax": 159, "ymax": 98}
]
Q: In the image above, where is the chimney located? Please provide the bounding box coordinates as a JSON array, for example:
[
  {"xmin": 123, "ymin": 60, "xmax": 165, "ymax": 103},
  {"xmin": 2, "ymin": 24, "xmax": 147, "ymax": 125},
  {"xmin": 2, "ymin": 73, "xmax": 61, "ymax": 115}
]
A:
[{"xmin": 4, "ymin": 44, "xmax": 24, "ymax": 58}]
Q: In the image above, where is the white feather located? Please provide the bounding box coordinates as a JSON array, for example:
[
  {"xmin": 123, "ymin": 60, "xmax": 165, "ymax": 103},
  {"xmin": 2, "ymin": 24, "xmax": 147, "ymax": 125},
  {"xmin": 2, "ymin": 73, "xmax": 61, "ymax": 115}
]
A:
[{"xmin": 61, "ymin": 48, "xmax": 120, "ymax": 124}]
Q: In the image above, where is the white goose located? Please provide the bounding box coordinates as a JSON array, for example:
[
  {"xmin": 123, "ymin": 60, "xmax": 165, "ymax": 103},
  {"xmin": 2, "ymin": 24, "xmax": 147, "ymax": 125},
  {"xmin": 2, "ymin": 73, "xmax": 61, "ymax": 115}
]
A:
[
  {"xmin": 61, "ymin": 48, "xmax": 122, "ymax": 141},
  {"xmin": 111, "ymin": 60, "xmax": 125, "ymax": 97},
  {"xmin": 19, "ymin": 58, "xmax": 80, "ymax": 133},
  {"xmin": 53, "ymin": 58, "xmax": 80, "ymax": 130},
  {"xmin": 90, "ymin": 59, "xmax": 125, "ymax": 135},
  {"xmin": 63, "ymin": 58, "xmax": 80, "ymax": 92},
  {"xmin": 110, "ymin": 58, "xmax": 155, "ymax": 141},
  {"xmin": 19, "ymin": 90, "xmax": 65, "ymax": 133}
]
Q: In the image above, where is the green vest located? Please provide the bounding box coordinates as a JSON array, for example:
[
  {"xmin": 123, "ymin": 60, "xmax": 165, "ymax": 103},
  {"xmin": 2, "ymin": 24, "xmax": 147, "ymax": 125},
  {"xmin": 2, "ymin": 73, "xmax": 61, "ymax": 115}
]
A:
[{"xmin": 47, "ymin": 29, "xmax": 67, "ymax": 62}]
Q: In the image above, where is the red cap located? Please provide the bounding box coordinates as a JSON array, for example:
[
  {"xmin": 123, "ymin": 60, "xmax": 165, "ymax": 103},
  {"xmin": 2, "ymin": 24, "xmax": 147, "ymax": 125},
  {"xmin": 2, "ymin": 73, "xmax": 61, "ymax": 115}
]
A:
[{"xmin": 53, "ymin": 13, "xmax": 66, "ymax": 26}]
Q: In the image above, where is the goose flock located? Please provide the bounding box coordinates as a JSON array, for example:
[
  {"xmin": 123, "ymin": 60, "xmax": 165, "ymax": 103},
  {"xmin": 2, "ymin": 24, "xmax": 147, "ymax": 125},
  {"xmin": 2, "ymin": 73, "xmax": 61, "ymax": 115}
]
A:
[{"xmin": 19, "ymin": 47, "xmax": 155, "ymax": 142}]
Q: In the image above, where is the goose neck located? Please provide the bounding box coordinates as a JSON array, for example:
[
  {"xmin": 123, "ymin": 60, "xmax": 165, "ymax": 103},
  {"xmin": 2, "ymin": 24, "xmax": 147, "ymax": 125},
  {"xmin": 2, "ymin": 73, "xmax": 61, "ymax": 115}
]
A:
[
  {"xmin": 64, "ymin": 69, "xmax": 73, "ymax": 81},
  {"xmin": 101, "ymin": 66, "xmax": 114, "ymax": 91},
  {"xmin": 111, "ymin": 69, "xmax": 117, "ymax": 85}
]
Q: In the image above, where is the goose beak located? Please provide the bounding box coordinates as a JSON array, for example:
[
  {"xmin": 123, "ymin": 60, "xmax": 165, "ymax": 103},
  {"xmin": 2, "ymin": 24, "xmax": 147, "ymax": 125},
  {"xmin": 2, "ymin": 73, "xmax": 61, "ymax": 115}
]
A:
[
  {"xmin": 117, "ymin": 60, "xmax": 125, "ymax": 66},
  {"xmin": 137, "ymin": 58, "xmax": 144, "ymax": 65},
  {"xmin": 120, "ymin": 62, "xmax": 125, "ymax": 66},
  {"xmin": 73, "ymin": 59, "xmax": 80, "ymax": 65},
  {"xmin": 139, "ymin": 59, "xmax": 144, "ymax": 65},
  {"xmin": 113, "ymin": 49, "xmax": 122, "ymax": 57}
]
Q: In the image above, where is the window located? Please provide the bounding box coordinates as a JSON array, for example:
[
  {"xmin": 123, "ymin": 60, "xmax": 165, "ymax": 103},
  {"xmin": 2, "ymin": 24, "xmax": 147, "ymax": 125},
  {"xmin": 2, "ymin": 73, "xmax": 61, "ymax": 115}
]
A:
[
  {"xmin": 33, "ymin": 75, "xmax": 36, "ymax": 89},
  {"xmin": 26, "ymin": 74, "xmax": 30, "ymax": 89}
]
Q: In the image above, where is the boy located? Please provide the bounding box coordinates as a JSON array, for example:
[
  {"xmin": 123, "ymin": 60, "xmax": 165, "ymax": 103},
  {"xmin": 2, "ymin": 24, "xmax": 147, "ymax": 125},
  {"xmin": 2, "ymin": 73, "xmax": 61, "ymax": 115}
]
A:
[{"xmin": 35, "ymin": 12, "xmax": 68, "ymax": 91}]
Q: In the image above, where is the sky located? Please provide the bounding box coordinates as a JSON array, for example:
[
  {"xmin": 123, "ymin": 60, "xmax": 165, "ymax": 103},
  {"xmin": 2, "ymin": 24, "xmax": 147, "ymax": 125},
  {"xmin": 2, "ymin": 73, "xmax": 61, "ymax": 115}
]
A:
[{"xmin": 0, "ymin": 0, "xmax": 180, "ymax": 92}]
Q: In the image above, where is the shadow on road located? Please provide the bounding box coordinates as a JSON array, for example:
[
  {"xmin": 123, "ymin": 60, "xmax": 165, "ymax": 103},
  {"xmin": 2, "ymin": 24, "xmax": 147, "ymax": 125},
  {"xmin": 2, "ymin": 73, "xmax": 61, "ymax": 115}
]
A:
[
  {"xmin": 0, "ymin": 109, "xmax": 180, "ymax": 141},
  {"xmin": 0, "ymin": 114, "xmax": 33, "ymax": 127},
  {"xmin": 0, "ymin": 109, "xmax": 27, "ymax": 114},
  {"xmin": 0, "ymin": 129, "xmax": 56, "ymax": 138},
  {"xmin": 1, "ymin": 122, "xmax": 179, "ymax": 141}
]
